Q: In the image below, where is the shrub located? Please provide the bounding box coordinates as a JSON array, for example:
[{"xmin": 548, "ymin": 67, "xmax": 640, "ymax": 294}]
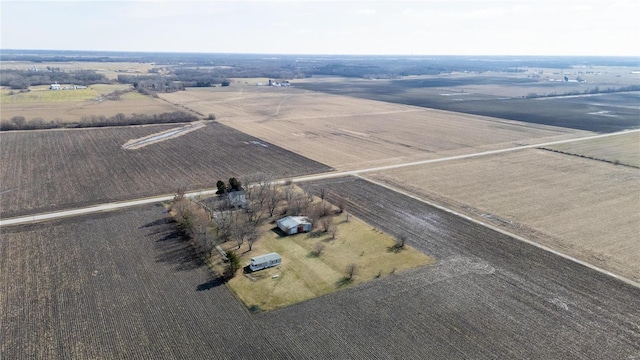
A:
[{"xmin": 223, "ymin": 251, "xmax": 241, "ymax": 280}]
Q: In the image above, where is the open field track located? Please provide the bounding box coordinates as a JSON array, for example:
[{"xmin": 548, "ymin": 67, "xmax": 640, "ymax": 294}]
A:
[
  {"xmin": 160, "ymin": 86, "xmax": 590, "ymax": 170},
  {"xmin": 364, "ymin": 148, "xmax": 640, "ymax": 282},
  {"xmin": 0, "ymin": 122, "xmax": 331, "ymax": 218},
  {"xmin": 2, "ymin": 192, "xmax": 639, "ymax": 358}
]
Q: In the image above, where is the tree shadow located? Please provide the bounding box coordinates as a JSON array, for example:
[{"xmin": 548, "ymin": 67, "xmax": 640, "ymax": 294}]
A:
[
  {"xmin": 196, "ymin": 277, "xmax": 225, "ymax": 291},
  {"xmin": 139, "ymin": 217, "xmax": 174, "ymax": 229},
  {"xmin": 335, "ymin": 277, "xmax": 353, "ymax": 288},
  {"xmin": 151, "ymin": 220, "xmax": 206, "ymax": 272}
]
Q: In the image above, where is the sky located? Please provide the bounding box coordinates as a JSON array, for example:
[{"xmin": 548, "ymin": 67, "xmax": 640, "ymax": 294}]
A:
[{"xmin": 1, "ymin": 0, "xmax": 639, "ymax": 56}]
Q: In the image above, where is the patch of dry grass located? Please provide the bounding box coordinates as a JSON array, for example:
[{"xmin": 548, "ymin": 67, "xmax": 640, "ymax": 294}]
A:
[
  {"xmin": 1, "ymin": 86, "xmax": 98, "ymax": 103},
  {"xmin": 1, "ymin": 89, "xmax": 179, "ymax": 122},
  {"xmin": 225, "ymin": 214, "xmax": 433, "ymax": 311}
]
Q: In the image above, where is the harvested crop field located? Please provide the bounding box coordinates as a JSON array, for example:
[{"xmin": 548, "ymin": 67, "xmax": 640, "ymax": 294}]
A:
[
  {"xmin": 0, "ymin": 122, "xmax": 331, "ymax": 218},
  {"xmin": 294, "ymin": 77, "xmax": 640, "ymax": 133},
  {"xmin": 545, "ymin": 130, "xmax": 640, "ymax": 167},
  {"xmin": 3, "ymin": 187, "xmax": 639, "ymax": 358},
  {"xmin": 365, "ymin": 148, "xmax": 640, "ymax": 282},
  {"xmin": 161, "ymin": 86, "xmax": 589, "ymax": 170}
]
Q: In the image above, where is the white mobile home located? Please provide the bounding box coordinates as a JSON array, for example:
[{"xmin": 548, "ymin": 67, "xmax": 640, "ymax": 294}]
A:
[
  {"xmin": 277, "ymin": 216, "xmax": 312, "ymax": 235},
  {"xmin": 249, "ymin": 252, "xmax": 282, "ymax": 272}
]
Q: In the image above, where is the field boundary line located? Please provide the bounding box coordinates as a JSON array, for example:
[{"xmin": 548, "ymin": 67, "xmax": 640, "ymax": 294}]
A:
[
  {"xmin": 288, "ymin": 128, "xmax": 640, "ymax": 184},
  {"xmin": 357, "ymin": 174, "xmax": 640, "ymax": 290}
]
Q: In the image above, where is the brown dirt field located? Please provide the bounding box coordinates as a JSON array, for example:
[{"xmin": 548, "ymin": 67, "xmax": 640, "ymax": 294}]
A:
[
  {"xmin": 160, "ymin": 86, "xmax": 590, "ymax": 171},
  {"xmin": 4, "ymin": 203, "xmax": 639, "ymax": 359},
  {"xmin": 0, "ymin": 123, "xmax": 331, "ymax": 218},
  {"xmin": 1, "ymin": 90, "xmax": 179, "ymax": 123},
  {"xmin": 365, "ymin": 148, "xmax": 640, "ymax": 282}
]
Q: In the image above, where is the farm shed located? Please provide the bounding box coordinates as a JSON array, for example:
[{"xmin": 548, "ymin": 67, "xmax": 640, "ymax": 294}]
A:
[
  {"xmin": 249, "ymin": 252, "xmax": 282, "ymax": 271},
  {"xmin": 277, "ymin": 216, "xmax": 312, "ymax": 235}
]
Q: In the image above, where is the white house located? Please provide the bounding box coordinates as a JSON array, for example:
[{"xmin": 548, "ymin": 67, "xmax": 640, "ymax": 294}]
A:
[
  {"xmin": 249, "ymin": 252, "xmax": 281, "ymax": 272},
  {"xmin": 50, "ymin": 83, "xmax": 61, "ymax": 90},
  {"xmin": 227, "ymin": 190, "xmax": 248, "ymax": 209},
  {"xmin": 277, "ymin": 216, "xmax": 312, "ymax": 235}
]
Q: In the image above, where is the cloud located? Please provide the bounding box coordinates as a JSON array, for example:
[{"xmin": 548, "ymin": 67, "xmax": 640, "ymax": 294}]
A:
[{"xmin": 355, "ymin": 9, "xmax": 377, "ymax": 15}]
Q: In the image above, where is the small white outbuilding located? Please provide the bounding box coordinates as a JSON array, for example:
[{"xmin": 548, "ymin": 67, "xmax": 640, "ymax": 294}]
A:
[{"xmin": 277, "ymin": 216, "xmax": 312, "ymax": 235}]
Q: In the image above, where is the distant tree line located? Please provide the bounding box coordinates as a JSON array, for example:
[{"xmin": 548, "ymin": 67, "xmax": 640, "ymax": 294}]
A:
[
  {"xmin": 0, "ymin": 111, "xmax": 198, "ymax": 131},
  {"xmin": 3, "ymin": 50, "xmax": 639, "ymax": 81},
  {"xmin": 116, "ymin": 74, "xmax": 185, "ymax": 95},
  {"xmin": 117, "ymin": 70, "xmax": 236, "ymax": 94},
  {"xmin": 0, "ymin": 69, "xmax": 109, "ymax": 89},
  {"xmin": 525, "ymin": 84, "xmax": 640, "ymax": 98}
]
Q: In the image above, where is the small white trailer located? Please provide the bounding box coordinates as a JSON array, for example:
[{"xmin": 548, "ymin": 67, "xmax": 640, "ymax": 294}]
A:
[{"xmin": 249, "ymin": 252, "xmax": 282, "ymax": 272}]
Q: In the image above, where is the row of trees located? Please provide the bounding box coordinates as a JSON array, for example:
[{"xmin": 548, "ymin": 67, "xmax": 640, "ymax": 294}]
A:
[
  {"xmin": 117, "ymin": 72, "xmax": 231, "ymax": 95},
  {"xmin": 525, "ymin": 84, "xmax": 640, "ymax": 98},
  {"xmin": 0, "ymin": 111, "xmax": 198, "ymax": 131},
  {"xmin": 0, "ymin": 69, "xmax": 109, "ymax": 89},
  {"xmin": 169, "ymin": 176, "xmax": 348, "ymax": 280}
]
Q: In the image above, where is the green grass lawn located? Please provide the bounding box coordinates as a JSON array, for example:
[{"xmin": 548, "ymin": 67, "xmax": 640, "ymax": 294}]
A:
[{"xmin": 0, "ymin": 85, "xmax": 98, "ymax": 103}]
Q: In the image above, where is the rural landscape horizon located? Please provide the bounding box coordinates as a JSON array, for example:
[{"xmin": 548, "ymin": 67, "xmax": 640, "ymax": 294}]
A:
[{"xmin": 1, "ymin": 0, "xmax": 639, "ymax": 359}]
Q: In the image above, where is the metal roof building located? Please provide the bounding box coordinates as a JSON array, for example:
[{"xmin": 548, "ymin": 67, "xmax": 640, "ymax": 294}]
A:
[{"xmin": 277, "ymin": 216, "xmax": 312, "ymax": 235}]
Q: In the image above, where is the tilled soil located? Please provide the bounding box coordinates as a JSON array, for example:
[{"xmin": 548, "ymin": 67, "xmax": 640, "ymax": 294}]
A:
[
  {"xmin": 2, "ymin": 186, "xmax": 639, "ymax": 358},
  {"xmin": 0, "ymin": 122, "xmax": 332, "ymax": 218}
]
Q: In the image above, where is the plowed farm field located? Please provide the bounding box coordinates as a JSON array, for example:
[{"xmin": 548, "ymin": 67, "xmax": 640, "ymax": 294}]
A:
[
  {"xmin": 2, "ymin": 188, "xmax": 639, "ymax": 359},
  {"xmin": 0, "ymin": 122, "xmax": 331, "ymax": 218},
  {"xmin": 160, "ymin": 86, "xmax": 589, "ymax": 170},
  {"xmin": 365, "ymin": 148, "xmax": 640, "ymax": 282}
]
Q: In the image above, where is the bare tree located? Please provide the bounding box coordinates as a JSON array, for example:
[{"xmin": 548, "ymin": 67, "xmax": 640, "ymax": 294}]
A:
[
  {"xmin": 330, "ymin": 226, "xmax": 338, "ymax": 240},
  {"xmin": 335, "ymin": 195, "xmax": 347, "ymax": 214},
  {"xmin": 213, "ymin": 209, "xmax": 233, "ymax": 241},
  {"xmin": 266, "ymin": 185, "xmax": 284, "ymax": 217},
  {"xmin": 246, "ymin": 223, "xmax": 261, "ymax": 252},
  {"xmin": 173, "ymin": 181, "xmax": 188, "ymax": 201},
  {"xmin": 319, "ymin": 216, "xmax": 334, "ymax": 233},
  {"xmin": 312, "ymin": 242, "xmax": 325, "ymax": 257},
  {"xmin": 317, "ymin": 187, "xmax": 327, "ymax": 204},
  {"xmin": 345, "ymin": 263, "xmax": 357, "ymax": 280}
]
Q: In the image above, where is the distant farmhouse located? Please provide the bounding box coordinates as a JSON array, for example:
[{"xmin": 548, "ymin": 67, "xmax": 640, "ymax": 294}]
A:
[
  {"xmin": 277, "ymin": 216, "xmax": 312, "ymax": 235},
  {"xmin": 49, "ymin": 83, "xmax": 87, "ymax": 90},
  {"xmin": 258, "ymin": 79, "xmax": 291, "ymax": 87}
]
